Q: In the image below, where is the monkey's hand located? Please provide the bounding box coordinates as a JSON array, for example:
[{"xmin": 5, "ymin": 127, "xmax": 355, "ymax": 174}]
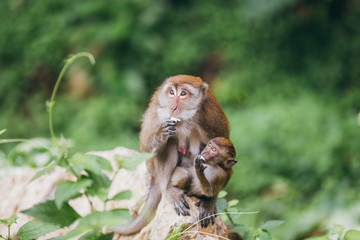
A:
[
  {"xmin": 195, "ymin": 155, "xmax": 207, "ymax": 173},
  {"xmin": 195, "ymin": 197, "xmax": 217, "ymax": 228},
  {"xmin": 159, "ymin": 119, "xmax": 177, "ymax": 141}
]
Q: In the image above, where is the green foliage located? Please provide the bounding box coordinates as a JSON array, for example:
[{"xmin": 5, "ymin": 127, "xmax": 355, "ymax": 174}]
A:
[
  {"xmin": 85, "ymin": 170, "xmax": 111, "ymax": 201},
  {"xmin": 165, "ymin": 224, "xmax": 183, "ymax": 240},
  {"xmin": 0, "ymin": 215, "xmax": 18, "ymax": 227},
  {"xmin": 7, "ymin": 138, "xmax": 53, "ymax": 167},
  {"xmin": 54, "ymin": 179, "xmax": 93, "ymax": 209},
  {"xmin": 0, "ymin": 53, "xmax": 152, "ymax": 239},
  {"xmin": 16, "ymin": 221, "xmax": 61, "ymax": 240},
  {"xmin": 59, "ymin": 210, "xmax": 130, "ymax": 240},
  {"xmin": 303, "ymin": 225, "xmax": 360, "ymax": 240},
  {"xmin": 344, "ymin": 230, "xmax": 360, "ymax": 240},
  {"xmin": 217, "ymin": 190, "xmax": 282, "ymax": 240},
  {"xmin": 110, "ymin": 190, "xmax": 132, "ymax": 201},
  {"xmin": 0, "ymin": 215, "xmax": 18, "ymax": 240},
  {"xmin": 22, "ymin": 200, "xmax": 80, "ymax": 227},
  {"xmin": 260, "ymin": 220, "xmax": 285, "ymax": 231}
]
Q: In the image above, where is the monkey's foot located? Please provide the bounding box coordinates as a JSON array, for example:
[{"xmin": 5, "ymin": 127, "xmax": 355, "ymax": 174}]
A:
[
  {"xmin": 166, "ymin": 187, "xmax": 190, "ymax": 216},
  {"xmin": 173, "ymin": 193, "xmax": 190, "ymax": 216},
  {"xmin": 196, "ymin": 199, "xmax": 217, "ymax": 228}
]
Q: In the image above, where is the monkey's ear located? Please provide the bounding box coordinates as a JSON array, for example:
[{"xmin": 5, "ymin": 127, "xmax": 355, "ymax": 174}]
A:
[
  {"xmin": 224, "ymin": 158, "xmax": 237, "ymax": 169},
  {"xmin": 202, "ymin": 83, "xmax": 208, "ymax": 95}
]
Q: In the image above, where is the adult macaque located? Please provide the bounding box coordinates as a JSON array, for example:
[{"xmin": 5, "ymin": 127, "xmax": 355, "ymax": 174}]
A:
[
  {"xmin": 109, "ymin": 75, "xmax": 229, "ymax": 234},
  {"xmin": 171, "ymin": 137, "xmax": 237, "ymax": 227}
]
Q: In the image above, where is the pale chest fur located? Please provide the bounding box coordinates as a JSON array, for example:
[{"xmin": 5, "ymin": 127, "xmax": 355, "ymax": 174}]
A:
[{"xmin": 176, "ymin": 120, "xmax": 208, "ymax": 158}]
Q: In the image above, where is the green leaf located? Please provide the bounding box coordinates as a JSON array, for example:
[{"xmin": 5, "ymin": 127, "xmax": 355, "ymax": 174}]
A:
[
  {"xmin": 57, "ymin": 225, "xmax": 91, "ymax": 240},
  {"xmin": 55, "ymin": 179, "xmax": 93, "ymax": 209},
  {"xmin": 110, "ymin": 190, "xmax": 132, "ymax": 201},
  {"xmin": 344, "ymin": 230, "xmax": 360, "ymax": 240},
  {"xmin": 331, "ymin": 224, "xmax": 345, "ymax": 236},
  {"xmin": 30, "ymin": 161, "xmax": 56, "ymax": 182},
  {"xmin": 258, "ymin": 229, "xmax": 272, "ymax": 240},
  {"xmin": 216, "ymin": 198, "xmax": 227, "ymax": 213},
  {"xmin": 218, "ymin": 190, "xmax": 227, "ymax": 198},
  {"xmin": 119, "ymin": 152, "xmax": 153, "ymax": 170},
  {"xmin": 260, "ymin": 220, "xmax": 285, "ymax": 230},
  {"xmin": 78, "ymin": 231, "xmax": 96, "ymax": 240},
  {"xmin": 230, "ymin": 224, "xmax": 249, "ymax": 233},
  {"xmin": 0, "ymin": 214, "xmax": 18, "ymax": 226},
  {"xmin": 99, "ymin": 233, "xmax": 114, "ymax": 240},
  {"xmin": 69, "ymin": 153, "xmax": 108, "ymax": 174},
  {"xmin": 95, "ymin": 156, "xmax": 113, "ymax": 172},
  {"xmin": 85, "ymin": 171, "xmax": 111, "ymax": 201},
  {"xmin": 16, "ymin": 221, "xmax": 60, "ymax": 240},
  {"xmin": 304, "ymin": 236, "xmax": 330, "ymax": 240},
  {"xmin": 165, "ymin": 224, "xmax": 183, "ymax": 240},
  {"xmin": 22, "ymin": 200, "xmax": 80, "ymax": 227},
  {"xmin": 0, "ymin": 129, "xmax": 6, "ymax": 135},
  {"xmin": 48, "ymin": 237, "xmax": 62, "ymax": 240},
  {"xmin": 60, "ymin": 210, "xmax": 131, "ymax": 240},
  {"xmin": 228, "ymin": 199, "xmax": 239, "ymax": 208},
  {"xmin": 77, "ymin": 231, "xmax": 114, "ymax": 240}
]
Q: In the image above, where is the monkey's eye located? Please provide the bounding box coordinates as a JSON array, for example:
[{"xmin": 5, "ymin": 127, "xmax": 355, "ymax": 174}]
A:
[
  {"xmin": 169, "ymin": 89, "xmax": 175, "ymax": 96},
  {"xmin": 180, "ymin": 91, "xmax": 187, "ymax": 96},
  {"xmin": 208, "ymin": 143, "xmax": 211, "ymax": 147},
  {"xmin": 212, "ymin": 147, "xmax": 216, "ymax": 152}
]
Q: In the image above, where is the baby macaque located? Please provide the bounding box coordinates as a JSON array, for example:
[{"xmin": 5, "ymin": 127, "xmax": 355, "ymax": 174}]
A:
[{"xmin": 171, "ymin": 137, "xmax": 237, "ymax": 227}]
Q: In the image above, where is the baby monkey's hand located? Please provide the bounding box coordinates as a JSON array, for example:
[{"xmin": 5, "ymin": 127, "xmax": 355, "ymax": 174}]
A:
[{"xmin": 195, "ymin": 155, "xmax": 207, "ymax": 172}]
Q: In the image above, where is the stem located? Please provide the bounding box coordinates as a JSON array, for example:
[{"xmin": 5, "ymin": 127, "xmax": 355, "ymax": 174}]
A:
[
  {"xmin": 7, "ymin": 225, "xmax": 10, "ymax": 240},
  {"xmin": 103, "ymin": 165, "xmax": 122, "ymax": 210},
  {"xmin": 48, "ymin": 52, "xmax": 95, "ymax": 145},
  {"xmin": 226, "ymin": 211, "xmax": 235, "ymax": 225},
  {"xmin": 63, "ymin": 157, "xmax": 95, "ymax": 212}
]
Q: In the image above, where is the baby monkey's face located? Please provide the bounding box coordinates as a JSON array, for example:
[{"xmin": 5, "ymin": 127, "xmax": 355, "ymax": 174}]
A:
[
  {"xmin": 200, "ymin": 140, "xmax": 223, "ymax": 165},
  {"xmin": 199, "ymin": 137, "xmax": 237, "ymax": 169}
]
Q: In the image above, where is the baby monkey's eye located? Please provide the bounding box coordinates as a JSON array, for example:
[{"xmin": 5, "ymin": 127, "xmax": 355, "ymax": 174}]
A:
[
  {"xmin": 180, "ymin": 91, "xmax": 187, "ymax": 96},
  {"xmin": 170, "ymin": 90, "xmax": 175, "ymax": 95},
  {"xmin": 212, "ymin": 147, "xmax": 216, "ymax": 152},
  {"xmin": 208, "ymin": 143, "xmax": 211, "ymax": 147}
]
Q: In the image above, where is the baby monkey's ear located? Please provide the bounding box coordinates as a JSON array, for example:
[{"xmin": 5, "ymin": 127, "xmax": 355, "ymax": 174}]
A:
[{"xmin": 224, "ymin": 158, "xmax": 237, "ymax": 169}]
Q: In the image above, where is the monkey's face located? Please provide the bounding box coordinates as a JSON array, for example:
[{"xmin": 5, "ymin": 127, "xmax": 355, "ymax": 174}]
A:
[
  {"xmin": 200, "ymin": 138, "xmax": 237, "ymax": 168},
  {"xmin": 157, "ymin": 76, "xmax": 207, "ymax": 120},
  {"xmin": 200, "ymin": 140, "xmax": 222, "ymax": 165}
]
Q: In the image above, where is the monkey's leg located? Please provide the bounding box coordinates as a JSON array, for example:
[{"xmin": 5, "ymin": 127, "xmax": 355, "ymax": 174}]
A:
[
  {"xmin": 107, "ymin": 178, "xmax": 161, "ymax": 235},
  {"xmin": 170, "ymin": 167, "xmax": 191, "ymax": 190},
  {"xmin": 197, "ymin": 196, "xmax": 217, "ymax": 228}
]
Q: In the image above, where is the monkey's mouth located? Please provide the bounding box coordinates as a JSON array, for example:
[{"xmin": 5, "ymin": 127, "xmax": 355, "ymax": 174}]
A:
[
  {"xmin": 199, "ymin": 155, "xmax": 206, "ymax": 162},
  {"xmin": 169, "ymin": 117, "xmax": 181, "ymax": 122}
]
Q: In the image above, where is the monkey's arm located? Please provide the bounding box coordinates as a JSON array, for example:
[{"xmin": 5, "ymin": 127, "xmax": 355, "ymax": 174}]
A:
[
  {"xmin": 140, "ymin": 118, "xmax": 177, "ymax": 152},
  {"xmin": 194, "ymin": 156, "xmax": 214, "ymax": 197}
]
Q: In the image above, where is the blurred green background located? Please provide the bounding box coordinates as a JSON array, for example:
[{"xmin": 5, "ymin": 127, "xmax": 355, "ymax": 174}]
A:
[{"xmin": 1, "ymin": 0, "xmax": 360, "ymax": 239}]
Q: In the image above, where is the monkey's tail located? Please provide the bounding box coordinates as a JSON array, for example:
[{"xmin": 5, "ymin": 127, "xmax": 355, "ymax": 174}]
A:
[{"xmin": 108, "ymin": 179, "xmax": 162, "ymax": 235}]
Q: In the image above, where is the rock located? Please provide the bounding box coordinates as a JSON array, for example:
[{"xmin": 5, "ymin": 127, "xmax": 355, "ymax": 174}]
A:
[
  {"xmin": 132, "ymin": 195, "xmax": 228, "ymax": 240},
  {"xmin": 0, "ymin": 147, "xmax": 229, "ymax": 239}
]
